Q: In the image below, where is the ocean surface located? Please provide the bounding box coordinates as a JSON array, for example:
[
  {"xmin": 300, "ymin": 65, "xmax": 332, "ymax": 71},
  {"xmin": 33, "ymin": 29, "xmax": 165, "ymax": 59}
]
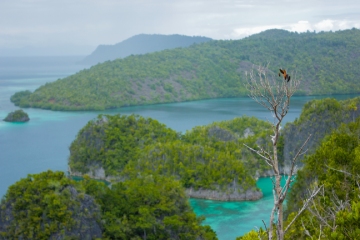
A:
[{"xmin": 0, "ymin": 56, "xmax": 358, "ymax": 239}]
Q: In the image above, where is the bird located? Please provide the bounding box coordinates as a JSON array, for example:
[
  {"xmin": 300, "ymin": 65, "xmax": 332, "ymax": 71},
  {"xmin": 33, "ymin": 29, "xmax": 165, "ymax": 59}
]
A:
[{"xmin": 279, "ymin": 69, "xmax": 291, "ymax": 82}]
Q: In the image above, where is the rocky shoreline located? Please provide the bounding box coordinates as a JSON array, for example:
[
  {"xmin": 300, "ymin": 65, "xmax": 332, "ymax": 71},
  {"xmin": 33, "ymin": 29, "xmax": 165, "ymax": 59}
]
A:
[
  {"xmin": 185, "ymin": 187, "xmax": 263, "ymax": 201},
  {"xmin": 69, "ymin": 166, "xmax": 263, "ymax": 201}
]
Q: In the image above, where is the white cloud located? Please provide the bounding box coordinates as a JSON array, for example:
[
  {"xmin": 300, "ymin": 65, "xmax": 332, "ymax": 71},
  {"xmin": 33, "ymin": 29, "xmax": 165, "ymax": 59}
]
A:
[
  {"xmin": 288, "ymin": 21, "xmax": 313, "ymax": 33},
  {"xmin": 1, "ymin": 0, "xmax": 360, "ymax": 55},
  {"xmin": 230, "ymin": 19, "xmax": 360, "ymax": 40},
  {"xmin": 231, "ymin": 25, "xmax": 282, "ymax": 38}
]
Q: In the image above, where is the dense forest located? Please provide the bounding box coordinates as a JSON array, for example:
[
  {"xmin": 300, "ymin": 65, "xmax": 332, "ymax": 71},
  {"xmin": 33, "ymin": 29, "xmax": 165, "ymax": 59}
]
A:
[
  {"xmin": 11, "ymin": 28, "xmax": 360, "ymax": 111},
  {"xmin": 283, "ymin": 118, "xmax": 360, "ymax": 239},
  {"xmin": 280, "ymin": 96, "xmax": 360, "ymax": 168},
  {"xmin": 69, "ymin": 114, "xmax": 273, "ymax": 200},
  {"xmin": 0, "ymin": 171, "xmax": 216, "ymax": 239},
  {"xmin": 82, "ymin": 34, "xmax": 213, "ymax": 65}
]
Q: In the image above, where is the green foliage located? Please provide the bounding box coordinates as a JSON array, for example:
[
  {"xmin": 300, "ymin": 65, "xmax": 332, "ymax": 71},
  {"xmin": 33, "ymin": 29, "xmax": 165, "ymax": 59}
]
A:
[
  {"xmin": 69, "ymin": 115, "xmax": 272, "ymax": 197},
  {"xmin": 0, "ymin": 170, "xmax": 102, "ymax": 239},
  {"xmin": 69, "ymin": 114, "xmax": 178, "ymax": 176},
  {"xmin": 236, "ymin": 229, "xmax": 267, "ymax": 240},
  {"xmin": 10, "ymin": 90, "xmax": 32, "ymax": 107},
  {"xmin": 3, "ymin": 109, "xmax": 29, "ymax": 122},
  {"xmin": 12, "ymin": 29, "xmax": 360, "ymax": 110},
  {"xmin": 281, "ymin": 97, "xmax": 360, "ymax": 165},
  {"xmin": 82, "ymin": 175, "xmax": 218, "ymax": 239},
  {"xmin": 285, "ymin": 118, "xmax": 360, "ymax": 239}
]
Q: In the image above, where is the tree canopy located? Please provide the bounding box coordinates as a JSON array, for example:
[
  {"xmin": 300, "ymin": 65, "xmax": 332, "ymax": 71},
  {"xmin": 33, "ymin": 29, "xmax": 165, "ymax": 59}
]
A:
[{"xmin": 69, "ymin": 114, "xmax": 273, "ymax": 199}]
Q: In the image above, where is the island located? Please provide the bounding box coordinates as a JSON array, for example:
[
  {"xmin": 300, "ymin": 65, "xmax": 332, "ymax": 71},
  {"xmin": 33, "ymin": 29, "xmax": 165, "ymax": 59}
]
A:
[
  {"xmin": 68, "ymin": 114, "xmax": 273, "ymax": 201},
  {"xmin": 10, "ymin": 28, "xmax": 360, "ymax": 111},
  {"xmin": 3, "ymin": 109, "xmax": 30, "ymax": 122}
]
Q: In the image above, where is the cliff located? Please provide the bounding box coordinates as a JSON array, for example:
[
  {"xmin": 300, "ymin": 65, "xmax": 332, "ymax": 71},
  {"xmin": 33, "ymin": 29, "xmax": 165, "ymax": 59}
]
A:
[
  {"xmin": 0, "ymin": 171, "xmax": 102, "ymax": 239},
  {"xmin": 281, "ymin": 96, "xmax": 360, "ymax": 170},
  {"xmin": 68, "ymin": 114, "xmax": 273, "ymax": 201}
]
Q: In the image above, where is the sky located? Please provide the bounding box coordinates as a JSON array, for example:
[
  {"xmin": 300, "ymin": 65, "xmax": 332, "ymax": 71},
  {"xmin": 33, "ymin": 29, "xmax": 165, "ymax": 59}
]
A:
[{"xmin": 1, "ymin": 0, "xmax": 360, "ymax": 56}]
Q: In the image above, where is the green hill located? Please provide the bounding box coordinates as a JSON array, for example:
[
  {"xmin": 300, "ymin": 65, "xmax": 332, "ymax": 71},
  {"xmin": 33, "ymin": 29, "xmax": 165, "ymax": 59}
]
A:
[
  {"xmin": 0, "ymin": 171, "xmax": 102, "ymax": 239},
  {"xmin": 284, "ymin": 118, "xmax": 360, "ymax": 239},
  {"xmin": 68, "ymin": 114, "xmax": 273, "ymax": 200},
  {"xmin": 0, "ymin": 171, "xmax": 216, "ymax": 239},
  {"xmin": 11, "ymin": 28, "xmax": 360, "ymax": 111},
  {"xmin": 280, "ymin": 96, "xmax": 360, "ymax": 169}
]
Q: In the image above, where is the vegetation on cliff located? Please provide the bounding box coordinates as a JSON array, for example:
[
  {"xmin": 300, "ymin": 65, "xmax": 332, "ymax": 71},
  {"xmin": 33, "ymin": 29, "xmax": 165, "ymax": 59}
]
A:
[
  {"xmin": 0, "ymin": 170, "xmax": 102, "ymax": 239},
  {"xmin": 82, "ymin": 175, "xmax": 217, "ymax": 239},
  {"xmin": 11, "ymin": 28, "xmax": 360, "ymax": 111},
  {"xmin": 69, "ymin": 114, "xmax": 179, "ymax": 176},
  {"xmin": 3, "ymin": 109, "xmax": 30, "ymax": 122},
  {"xmin": 280, "ymin": 96, "xmax": 360, "ymax": 166},
  {"xmin": 69, "ymin": 114, "xmax": 273, "ymax": 199},
  {"xmin": 284, "ymin": 118, "xmax": 360, "ymax": 239},
  {"xmin": 0, "ymin": 171, "xmax": 216, "ymax": 240}
]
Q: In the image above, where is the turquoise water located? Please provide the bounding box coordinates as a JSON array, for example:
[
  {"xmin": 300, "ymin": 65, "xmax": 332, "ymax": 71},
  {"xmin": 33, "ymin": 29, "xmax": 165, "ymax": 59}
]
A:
[
  {"xmin": 190, "ymin": 178, "xmax": 273, "ymax": 239},
  {"xmin": 0, "ymin": 56, "xmax": 358, "ymax": 239}
]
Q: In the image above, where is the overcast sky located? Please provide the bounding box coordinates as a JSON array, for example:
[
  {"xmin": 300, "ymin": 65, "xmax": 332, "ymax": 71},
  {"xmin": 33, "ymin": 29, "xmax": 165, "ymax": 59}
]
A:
[{"xmin": 1, "ymin": 0, "xmax": 360, "ymax": 56}]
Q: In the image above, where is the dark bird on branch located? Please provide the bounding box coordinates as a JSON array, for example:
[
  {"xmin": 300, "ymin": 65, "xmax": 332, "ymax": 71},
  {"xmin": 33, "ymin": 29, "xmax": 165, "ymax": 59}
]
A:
[{"xmin": 279, "ymin": 69, "xmax": 291, "ymax": 82}]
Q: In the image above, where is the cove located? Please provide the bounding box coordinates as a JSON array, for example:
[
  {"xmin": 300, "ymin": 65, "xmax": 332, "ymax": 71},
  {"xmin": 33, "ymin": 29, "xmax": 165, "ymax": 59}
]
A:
[
  {"xmin": 190, "ymin": 177, "xmax": 289, "ymax": 239},
  {"xmin": 1, "ymin": 56, "xmax": 359, "ymax": 240}
]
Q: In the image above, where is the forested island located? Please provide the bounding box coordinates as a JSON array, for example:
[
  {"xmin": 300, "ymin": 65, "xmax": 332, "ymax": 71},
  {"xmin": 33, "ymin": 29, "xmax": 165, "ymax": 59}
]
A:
[
  {"xmin": 68, "ymin": 114, "xmax": 273, "ymax": 201},
  {"xmin": 1, "ymin": 96, "xmax": 360, "ymax": 239},
  {"xmin": 10, "ymin": 28, "xmax": 360, "ymax": 111},
  {"xmin": 3, "ymin": 109, "xmax": 29, "ymax": 122}
]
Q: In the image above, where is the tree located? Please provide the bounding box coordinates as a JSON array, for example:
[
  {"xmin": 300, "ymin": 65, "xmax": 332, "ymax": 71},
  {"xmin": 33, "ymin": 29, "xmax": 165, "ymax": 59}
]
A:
[{"xmin": 244, "ymin": 64, "xmax": 321, "ymax": 240}]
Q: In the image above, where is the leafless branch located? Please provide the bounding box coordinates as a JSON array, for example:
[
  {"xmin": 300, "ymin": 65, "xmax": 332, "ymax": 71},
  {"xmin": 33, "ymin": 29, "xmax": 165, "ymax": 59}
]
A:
[
  {"xmin": 244, "ymin": 63, "xmax": 305, "ymax": 240},
  {"xmin": 284, "ymin": 185, "xmax": 323, "ymax": 234}
]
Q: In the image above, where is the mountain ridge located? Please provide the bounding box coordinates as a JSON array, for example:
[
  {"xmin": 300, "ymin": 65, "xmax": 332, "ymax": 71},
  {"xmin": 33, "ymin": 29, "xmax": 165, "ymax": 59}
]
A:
[{"xmin": 82, "ymin": 34, "xmax": 213, "ymax": 65}]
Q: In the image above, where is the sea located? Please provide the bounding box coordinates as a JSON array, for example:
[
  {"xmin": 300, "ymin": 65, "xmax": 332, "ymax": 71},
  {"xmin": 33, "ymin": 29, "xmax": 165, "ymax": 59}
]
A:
[{"xmin": 0, "ymin": 56, "xmax": 358, "ymax": 239}]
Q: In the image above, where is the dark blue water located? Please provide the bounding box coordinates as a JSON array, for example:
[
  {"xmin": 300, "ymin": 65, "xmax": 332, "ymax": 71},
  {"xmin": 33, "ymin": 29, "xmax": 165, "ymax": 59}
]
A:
[{"xmin": 0, "ymin": 56, "xmax": 358, "ymax": 239}]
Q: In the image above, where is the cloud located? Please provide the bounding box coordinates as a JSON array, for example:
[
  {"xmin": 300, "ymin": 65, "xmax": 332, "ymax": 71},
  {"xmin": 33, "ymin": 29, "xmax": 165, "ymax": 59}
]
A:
[
  {"xmin": 288, "ymin": 21, "xmax": 313, "ymax": 33},
  {"xmin": 231, "ymin": 25, "xmax": 283, "ymax": 38},
  {"xmin": 1, "ymin": 0, "xmax": 360, "ymax": 55},
  {"xmin": 289, "ymin": 19, "xmax": 360, "ymax": 32},
  {"xmin": 230, "ymin": 19, "xmax": 360, "ymax": 39}
]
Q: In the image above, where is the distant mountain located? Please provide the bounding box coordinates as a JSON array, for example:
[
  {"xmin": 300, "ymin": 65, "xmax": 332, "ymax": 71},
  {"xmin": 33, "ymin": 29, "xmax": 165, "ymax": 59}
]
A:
[{"xmin": 82, "ymin": 34, "xmax": 213, "ymax": 65}]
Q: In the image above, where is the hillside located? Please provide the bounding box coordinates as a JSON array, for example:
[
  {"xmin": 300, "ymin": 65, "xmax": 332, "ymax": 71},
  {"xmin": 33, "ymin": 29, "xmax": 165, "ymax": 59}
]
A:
[
  {"xmin": 284, "ymin": 118, "xmax": 360, "ymax": 239},
  {"xmin": 11, "ymin": 28, "xmax": 360, "ymax": 111},
  {"xmin": 82, "ymin": 34, "xmax": 213, "ymax": 65},
  {"xmin": 280, "ymin": 96, "xmax": 360, "ymax": 170},
  {"xmin": 0, "ymin": 171, "xmax": 102, "ymax": 239},
  {"xmin": 68, "ymin": 114, "xmax": 273, "ymax": 201},
  {"xmin": 0, "ymin": 171, "xmax": 216, "ymax": 239}
]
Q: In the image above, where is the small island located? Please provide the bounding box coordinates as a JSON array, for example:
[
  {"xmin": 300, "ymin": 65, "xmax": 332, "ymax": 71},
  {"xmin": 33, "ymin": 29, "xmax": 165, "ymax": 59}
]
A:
[{"xmin": 3, "ymin": 109, "xmax": 30, "ymax": 122}]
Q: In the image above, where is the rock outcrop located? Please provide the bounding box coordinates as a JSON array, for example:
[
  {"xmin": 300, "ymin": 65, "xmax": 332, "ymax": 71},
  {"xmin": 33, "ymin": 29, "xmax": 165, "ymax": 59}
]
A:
[
  {"xmin": 3, "ymin": 109, "xmax": 29, "ymax": 122},
  {"xmin": 0, "ymin": 189, "xmax": 102, "ymax": 239},
  {"xmin": 186, "ymin": 187, "xmax": 263, "ymax": 201}
]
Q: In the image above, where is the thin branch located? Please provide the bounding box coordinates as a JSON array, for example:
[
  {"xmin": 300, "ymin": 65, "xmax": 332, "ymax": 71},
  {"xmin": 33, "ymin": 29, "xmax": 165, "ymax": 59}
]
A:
[
  {"xmin": 280, "ymin": 134, "xmax": 312, "ymax": 200},
  {"xmin": 284, "ymin": 185, "xmax": 323, "ymax": 234}
]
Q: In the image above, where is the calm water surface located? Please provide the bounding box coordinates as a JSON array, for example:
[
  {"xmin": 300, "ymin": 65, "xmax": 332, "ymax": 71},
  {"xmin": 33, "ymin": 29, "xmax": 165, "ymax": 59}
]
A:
[{"xmin": 0, "ymin": 56, "xmax": 358, "ymax": 239}]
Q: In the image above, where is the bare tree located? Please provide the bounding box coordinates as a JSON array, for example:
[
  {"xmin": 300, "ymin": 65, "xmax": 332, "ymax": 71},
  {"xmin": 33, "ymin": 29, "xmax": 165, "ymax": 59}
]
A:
[
  {"xmin": 243, "ymin": 64, "xmax": 320, "ymax": 240},
  {"xmin": 303, "ymin": 166, "xmax": 360, "ymax": 239}
]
